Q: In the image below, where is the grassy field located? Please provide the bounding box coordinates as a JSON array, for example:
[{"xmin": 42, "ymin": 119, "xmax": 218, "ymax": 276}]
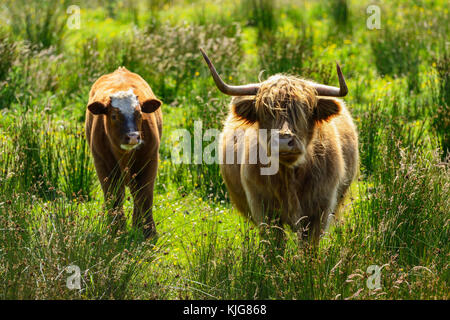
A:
[{"xmin": 0, "ymin": 0, "xmax": 448, "ymax": 299}]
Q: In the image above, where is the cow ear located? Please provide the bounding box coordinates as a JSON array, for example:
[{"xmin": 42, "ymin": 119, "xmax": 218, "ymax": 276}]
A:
[
  {"xmin": 233, "ymin": 98, "xmax": 257, "ymax": 123},
  {"xmin": 88, "ymin": 101, "xmax": 108, "ymax": 115},
  {"xmin": 141, "ymin": 98, "xmax": 162, "ymax": 113},
  {"xmin": 314, "ymin": 98, "xmax": 341, "ymax": 122}
]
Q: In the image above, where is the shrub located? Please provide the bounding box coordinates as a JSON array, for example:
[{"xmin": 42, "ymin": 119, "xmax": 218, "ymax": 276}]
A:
[
  {"xmin": 59, "ymin": 125, "xmax": 97, "ymax": 201},
  {"xmin": 0, "ymin": 196, "xmax": 157, "ymax": 299},
  {"xmin": 12, "ymin": 112, "xmax": 60, "ymax": 199},
  {"xmin": 126, "ymin": 23, "xmax": 242, "ymax": 102},
  {"xmin": 0, "ymin": 31, "xmax": 18, "ymax": 109},
  {"xmin": 0, "ymin": 45, "xmax": 63, "ymax": 109},
  {"xmin": 6, "ymin": 0, "xmax": 67, "ymax": 50},
  {"xmin": 239, "ymin": 0, "xmax": 277, "ymax": 36},
  {"xmin": 327, "ymin": 0, "xmax": 351, "ymax": 34},
  {"xmin": 369, "ymin": 143, "xmax": 449, "ymax": 266},
  {"xmin": 370, "ymin": 27, "xmax": 422, "ymax": 92},
  {"xmin": 258, "ymin": 27, "xmax": 313, "ymax": 76},
  {"xmin": 64, "ymin": 37, "xmax": 107, "ymax": 96},
  {"xmin": 0, "ymin": 31, "xmax": 17, "ymax": 82},
  {"xmin": 3, "ymin": 108, "xmax": 96, "ymax": 200},
  {"xmin": 432, "ymin": 52, "xmax": 450, "ymax": 156}
]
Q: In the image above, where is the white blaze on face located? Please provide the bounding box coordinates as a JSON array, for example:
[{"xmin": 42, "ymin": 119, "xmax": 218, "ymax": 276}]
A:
[
  {"xmin": 110, "ymin": 89, "xmax": 139, "ymax": 116},
  {"xmin": 110, "ymin": 89, "xmax": 142, "ymax": 151}
]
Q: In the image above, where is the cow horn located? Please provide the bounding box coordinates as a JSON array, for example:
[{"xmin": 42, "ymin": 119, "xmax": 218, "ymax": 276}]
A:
[
  {"xmin": 310, "ymin": 63, "xmax": 348, "ymax": 97},
  {"xmin": 200, "ymin": 48, "xmax": 260, "ymax": 96}
]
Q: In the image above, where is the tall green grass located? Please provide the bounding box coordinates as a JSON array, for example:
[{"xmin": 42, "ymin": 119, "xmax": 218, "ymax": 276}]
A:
[
  {"xmin": 239, "ymin": 0, "xmax": 277, "ymax": 37},
  {"xmin": 370, "ymin": 27, "xmax": 422, "ymax": 93},
  {"xmin": 0, "ymin": 108, "xmax": 96, "ymax": 201},
  {"xmin": 179, "ymin": 95, "xmax": 449, "ymax": 299},
  {"xmin": 432, "ymin": 51, "xmax": 450, "ymax": 156},
  {"xmin": 5, "ymin": 0, "xmax": 68, "ymax": 50},
  {"xmin": 0, "ymin": 194, "xmax": 161, "ymax": 299},
  {"xmin": 258, "ymin": 25, "xmax": 313, "ymax": 75},
  {"xmin": 0, "ymin": 0, "xmax": 448, "ymax": 300}
]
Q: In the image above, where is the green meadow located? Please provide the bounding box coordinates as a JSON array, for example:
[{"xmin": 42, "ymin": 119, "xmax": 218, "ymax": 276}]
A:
[{"xmin": 0, "ymin": 0, "xmax": 448, "ymax": 299}]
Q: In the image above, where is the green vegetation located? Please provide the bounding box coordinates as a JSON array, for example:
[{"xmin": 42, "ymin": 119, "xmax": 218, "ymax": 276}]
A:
[{"xmin": 0, "ymin": 0, "xmax": 448, "ymax": 299}]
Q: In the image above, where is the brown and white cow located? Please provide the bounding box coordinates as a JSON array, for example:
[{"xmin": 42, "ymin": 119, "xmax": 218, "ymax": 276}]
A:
[
  {"xmin": 201, "ymin": 49, "xmax": 359, "ymax": 245},
  {"xmin": 85, "ymin": 67, "xmax": 162, "ymax": 239}
]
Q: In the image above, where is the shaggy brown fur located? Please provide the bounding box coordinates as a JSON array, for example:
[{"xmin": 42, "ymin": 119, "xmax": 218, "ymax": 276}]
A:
[
  {"xmin": 219, "ymin": 74, "xmax": 359, "ymax": 244},
  {"xmin": 85, "ymin": 67, "xmax": 162, "ymax": 239}
]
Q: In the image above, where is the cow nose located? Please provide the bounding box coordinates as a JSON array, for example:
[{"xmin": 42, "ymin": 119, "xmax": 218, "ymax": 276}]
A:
[
  {"xmin": 278, "ymin": 135, "xmax": 297, "ymax": 153},
  {"xmin": 126, "ymin": 131, "xmax": 140, "ymax": 145}
]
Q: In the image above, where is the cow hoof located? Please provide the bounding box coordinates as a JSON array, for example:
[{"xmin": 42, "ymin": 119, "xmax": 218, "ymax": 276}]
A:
[{"xmin": 143, "ymin": 227, "xmax": 159, "ymax": 242}]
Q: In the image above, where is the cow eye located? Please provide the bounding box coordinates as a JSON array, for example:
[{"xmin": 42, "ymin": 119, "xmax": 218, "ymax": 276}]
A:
[{"xmin": 111, "ymin": 114, "xmax": 117, "ymax": 120}]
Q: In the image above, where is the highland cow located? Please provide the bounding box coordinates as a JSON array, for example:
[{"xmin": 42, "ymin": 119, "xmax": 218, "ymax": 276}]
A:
[{"xmin": 201, "ymin": 49, "xmax": 358, "ymax": 245}]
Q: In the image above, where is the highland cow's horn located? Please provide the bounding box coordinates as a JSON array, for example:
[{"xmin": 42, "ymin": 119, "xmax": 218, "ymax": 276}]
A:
[
  {"xmin": 200, "ymin": 48, "xmax": 260, "ymax": 96},
  {"xmin": 310, "ymin": 63, "xmax": 348, "ymax": 97}
]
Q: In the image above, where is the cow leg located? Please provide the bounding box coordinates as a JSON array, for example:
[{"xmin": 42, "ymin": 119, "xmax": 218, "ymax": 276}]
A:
[
  {"xmin": 265, "ymin": 218, "xmax": 286, "ymax": 256},
  {"xmin": 130, "ymin": 184, "xmax": 157, "ymax": 239},
  {"xmin": 296, "ymin": 189, "xmax": 338, "ymax": 246},
  {"xmin": 93, "ymin": 155, "xmax": 126, "ymax": 231},
  {"xmin": 296, "ymin": 210, "xmax": 333, "ymax": 246},
  {"xmin": 319, "ymin": 187, "xmax": 339, "ymax": 237},
  {"xmin": 296, "ymin": 214, "xmax": 317, "ymax": 244},
  {"xmin": 128, "ymin": 164, "xmax": 158, "ymax": 240},
  {"xmin": 243, "ymin": 187, "xmax": 286, "ymax": 252}
]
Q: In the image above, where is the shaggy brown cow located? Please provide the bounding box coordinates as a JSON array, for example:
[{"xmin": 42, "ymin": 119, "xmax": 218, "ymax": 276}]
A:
[
  {"xmin": 85, "ymin": 67, "xmax": 162, "ymax": 239},
  {"xmin": 201, "ymin": 49, "xmax": 358, "ymax": 245}
]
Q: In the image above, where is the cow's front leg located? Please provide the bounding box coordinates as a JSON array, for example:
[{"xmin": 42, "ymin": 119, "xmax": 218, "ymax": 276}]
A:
[
  {"xmin": 242, "ymin": 178, "xmax": 286, "ymax": 251},
  {"xmin": 296, "ymin": 193, "xmax": 338, "ymax": 246},
  {"xmin": 104, "ymin": 177, "xmax": 126, "ymax": 232},
  {"xmin": 134, "ymin": 189, "xmax": 156, "ymax": 239},
  {"xmin": 321, "ymin": 187, "xmax": 339, "ymax": 235},
  {"xmin": 129, "ymin": 177, "xmax": 157, "ymax": 240},
  {"xmin": 296, "ymin": 215, "xmax": 321, "ymax": 246},
  {"xmin": 93, "ymin": 154, "xmax": 126, "ymax": 231}
]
